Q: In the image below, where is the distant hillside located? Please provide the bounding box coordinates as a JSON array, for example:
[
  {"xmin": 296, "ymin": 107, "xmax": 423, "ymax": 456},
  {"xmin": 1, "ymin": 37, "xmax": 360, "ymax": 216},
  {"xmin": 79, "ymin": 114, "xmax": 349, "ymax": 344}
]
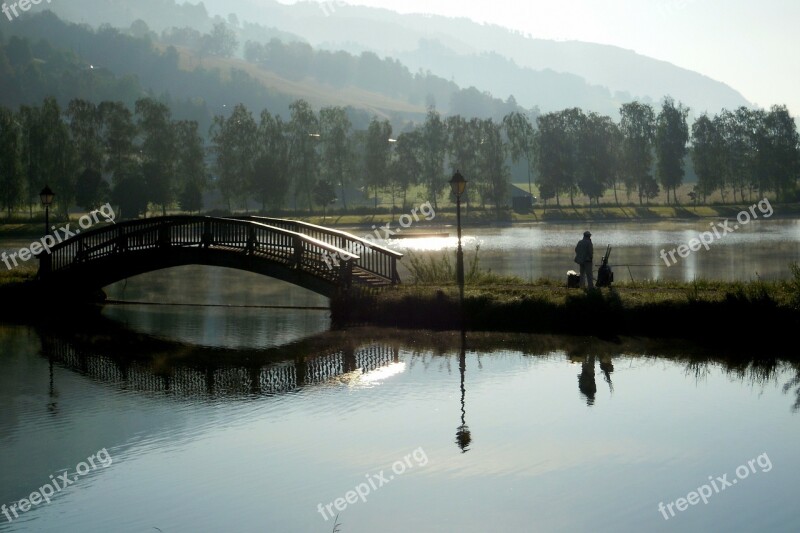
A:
[
  {"xmin": 196, "ymin": 0, "xmax": 751, "ymax": 116},
  {"xmin": 0, "ymin": 12, "xmax": 525, "ymax": 133},
  {"xmin": 15, "ymin": 0, "xmax": 752, "ymax": 118}
]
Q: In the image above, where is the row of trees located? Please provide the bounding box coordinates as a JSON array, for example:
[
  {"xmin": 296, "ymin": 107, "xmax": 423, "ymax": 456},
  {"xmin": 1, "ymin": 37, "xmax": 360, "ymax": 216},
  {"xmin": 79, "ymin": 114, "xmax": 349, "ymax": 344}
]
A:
[
  {"xmin": 0, "ymin": 97, "xmax": 206, "ymax": 219},
  {"xmin": 1, "ymin": 96, "xmax": 798, "ymax": 221},
  {"xmin": 528, "ymin": 99, "xmax": 689, "ymax": 206},
  {"xmin": 210, "ymin": 101, "xmax": 510, "ymax": 213},
  {"xmin": 692, "ymin": 107, "xmax": 799, "ymax": 203},
  {"xmin": 524, "ymin": 99, "xmax": 799, "ymax": 206}
]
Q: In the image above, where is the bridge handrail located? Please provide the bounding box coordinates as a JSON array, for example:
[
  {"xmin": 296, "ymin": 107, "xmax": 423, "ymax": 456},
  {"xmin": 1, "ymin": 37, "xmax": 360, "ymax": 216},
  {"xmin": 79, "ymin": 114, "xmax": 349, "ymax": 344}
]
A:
[{"xmin": 233, "ymin": 216, "xmax": 402, "ymax": 283}]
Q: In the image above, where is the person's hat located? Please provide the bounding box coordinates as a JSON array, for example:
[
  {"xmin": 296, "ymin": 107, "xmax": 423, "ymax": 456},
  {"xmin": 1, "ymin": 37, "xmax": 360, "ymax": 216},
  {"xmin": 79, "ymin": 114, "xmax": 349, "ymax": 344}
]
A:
[{"xmin": 584, "ymin": 231, "xmax": 592, "ymax": 237}]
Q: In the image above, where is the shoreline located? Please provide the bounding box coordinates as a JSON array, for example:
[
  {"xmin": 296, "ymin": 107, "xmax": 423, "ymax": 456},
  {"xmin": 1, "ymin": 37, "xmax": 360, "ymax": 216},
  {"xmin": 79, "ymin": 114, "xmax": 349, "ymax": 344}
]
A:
[
  {"xmin": 2, "ymin": 278, "xmax": 799, "ymax": 351},
  {"xmin": 330, "ymin": 281, "xmax": 800, "ymax": 347},
  {"xmin": 2, "ymin": 203, "xmax": 799, "ymax": 237}
]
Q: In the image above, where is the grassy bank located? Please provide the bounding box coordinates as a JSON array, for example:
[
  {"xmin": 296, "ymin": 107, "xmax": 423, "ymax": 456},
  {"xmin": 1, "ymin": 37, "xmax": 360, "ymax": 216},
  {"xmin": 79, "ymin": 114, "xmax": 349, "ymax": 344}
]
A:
[{"xmin": 332, "ymin": 254, "xmax": 800, "ymax": 344}]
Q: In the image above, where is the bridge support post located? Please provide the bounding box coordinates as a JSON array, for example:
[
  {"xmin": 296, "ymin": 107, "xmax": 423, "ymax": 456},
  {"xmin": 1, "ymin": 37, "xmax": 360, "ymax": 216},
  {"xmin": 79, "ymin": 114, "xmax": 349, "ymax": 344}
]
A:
[
  {"xmin": 37, "ymin": 250, "xmax": 52, "ymax": 279},
  {"xmin": 292, "ymin": 238, "xmax": 303, "ymax": 269},
  {"xmin": 340, "ymin": 259, "xmax": 353, "ymax": 289},
  {"xmin": 158, "ymin": 225, "xmax": 171, "ymax": 248},
  {"xmin": 202, "ymin": 220, "xmax": 212, "ymax": 248},
  {"xmin": 115, "ymin": 225, "xmax": 128, "ymax": 254},
  {"xmin": 247, "ymin": 226, "xmax": 256, "ymax": 255}
]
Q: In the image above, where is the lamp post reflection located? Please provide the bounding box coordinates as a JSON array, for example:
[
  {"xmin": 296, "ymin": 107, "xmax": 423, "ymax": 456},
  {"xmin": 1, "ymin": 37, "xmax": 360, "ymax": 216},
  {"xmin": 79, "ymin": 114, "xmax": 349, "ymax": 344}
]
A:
[
  {"xmin": 455, "ymin": 330, "xmax": 471, "ymax": 452},
  {"xmin": 42, "ymin": 337, "xmax": 59, "ymax": 415}
]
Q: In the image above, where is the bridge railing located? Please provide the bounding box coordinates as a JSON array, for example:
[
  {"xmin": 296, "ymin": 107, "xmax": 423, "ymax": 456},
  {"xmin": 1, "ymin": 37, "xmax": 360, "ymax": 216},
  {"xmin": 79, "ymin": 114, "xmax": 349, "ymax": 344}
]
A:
[
  {"xmin": 39, "ymin": 216, "xmax": 361, "ymax": 287},
  {"xmin": 233, "ymin": 216, "xmax": 403, "ymax": 284}
]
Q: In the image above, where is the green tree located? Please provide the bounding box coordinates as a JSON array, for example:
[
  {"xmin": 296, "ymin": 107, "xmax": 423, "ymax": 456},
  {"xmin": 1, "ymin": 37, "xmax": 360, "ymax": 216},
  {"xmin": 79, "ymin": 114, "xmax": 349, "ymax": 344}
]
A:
[
  {"xmin": 312, "ymin": 179, "xmax": 336, "ymax": 218},
  {"xmin": 112, "ymin": 168, "xmax": 149, "ymax": 220},
  {"xmin": 66, "ymin": 99, "xmax": 103, "ymax": 175},
  {"xmin": 446, "ymin": 115, "xmax": 481, "ymax": 210},
  {"xmin": 17, "ymin": 105, "xmax": 44, "ymax": 218},
  {"xmin": 717, "ymin": 107, "xmax": 759, "ymax": 203},
  {"xmin": 74, "ymin": 168, "xmax": 110, "ymax": 211},
  {"xmin": 576, "ymin": 112, "xmax": 617, "ymax": 205},
  {"xmin": 620, "ymin": 102, "xmax": 655, "ymax": 205},
  {"xmin": 136, "ymin": 98, "xmax": 176, "ymax": 215},
  {"xmin": 475, "ymin": 119, "xmax": 509, "ymax": 210},
  {"xmin": 390, "ymin": 129, "xmax": 422, "ymax": 209},
  {"xmin": 201, "ymin": 22, "xmax": 238, "ymax": 58},
  {"xmin": 364, "ymin": 117, "xmax": 393, "ymax": 208},
  {"xmin": 691, "ymin": 114, "xmax": 724, "ymax": 202},
  {"xmin": 319, "ymin": 106, "xmax": 353, "ymax": 211},
  {"xmin": 98, "ymin": 101, "xmax": 136, "ymax": 183},
  {"xmin": 252, "ymin": 110, "xmax": 290, "ymax": 212},
  {"xmin": 502, "ymin": 111, "xmax": 536, "ymax": 195},
  {"xmin": 655, "ymin": 97, "xmax": 690, "ymax": 204},
  {"xmin": 536, "ymin": 109, "xmax": 582, "ymax": 206},
  {"xmin": 210, "ymin": 103, "xmax": 257, "ymax": 212},
  {"xmin": 39, "ymin": 97, "xmax": 76, "ymax": 218},
  {"xmin": 420, "ymin": 107, "xmax": 447, "ymax": 209},
  {"xmin": 0, "ymin": 107, "xmax": 23, "ymax": 218},
  {"xmin": 758, "ymin": 105, "xmax": 800, "ymax": 201},
  {"xmin": 287, "ymin": 100, "xmax": 319, "ymax": 212},
  {"xmin": 173, "ymin": 120, "xmax": 207, "ymax": 213}
]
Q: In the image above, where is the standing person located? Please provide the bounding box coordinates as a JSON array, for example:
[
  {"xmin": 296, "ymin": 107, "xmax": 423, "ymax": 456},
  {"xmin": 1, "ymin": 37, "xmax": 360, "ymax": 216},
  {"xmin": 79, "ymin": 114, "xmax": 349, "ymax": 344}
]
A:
[{"xmin": 574, "ymin": 231, "xmax": 594, "ymax": 289}]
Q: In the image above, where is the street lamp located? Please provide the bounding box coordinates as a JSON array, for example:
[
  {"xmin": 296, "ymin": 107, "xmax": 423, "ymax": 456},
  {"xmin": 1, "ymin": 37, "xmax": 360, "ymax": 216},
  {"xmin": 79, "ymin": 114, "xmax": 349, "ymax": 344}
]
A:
[
  {"xmin": 39, "ymin": 185, "xmax": 55, "ymax": 236},
  {"xmin": 449, "ymin": 170, "xmax": 467, "ymax": 298}
]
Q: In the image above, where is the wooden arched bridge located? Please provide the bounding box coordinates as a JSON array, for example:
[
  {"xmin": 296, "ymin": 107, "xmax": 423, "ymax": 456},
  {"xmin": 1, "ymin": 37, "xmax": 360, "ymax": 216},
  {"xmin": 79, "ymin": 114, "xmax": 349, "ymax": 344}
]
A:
[{"xmin": 37, "ymin": 216, "xmax": 402, "ymax": 297}]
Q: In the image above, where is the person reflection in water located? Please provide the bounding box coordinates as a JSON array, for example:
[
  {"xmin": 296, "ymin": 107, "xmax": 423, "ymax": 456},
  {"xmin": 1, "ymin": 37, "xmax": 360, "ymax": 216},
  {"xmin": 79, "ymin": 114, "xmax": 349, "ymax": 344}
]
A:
[
  {"xmin": 578, "ymin": 356, "xmax": 597, "ymax": 405},
  {"xmin": 578, "ymin": 355, "xmax": 614, "ymax": 405}
]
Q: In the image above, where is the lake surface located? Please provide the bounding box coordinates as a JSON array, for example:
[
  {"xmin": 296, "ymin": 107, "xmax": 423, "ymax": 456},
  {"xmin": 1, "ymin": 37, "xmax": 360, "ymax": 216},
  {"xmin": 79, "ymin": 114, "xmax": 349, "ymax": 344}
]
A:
[
  {"xmin": 2, "ymin": 217, "xmax": 800, "ymax": 532},
  {"xmin": 2, "ymin": 300, "xmax": 800, "ymax": 532},
  {"xmin": 387, "ymin": 218, "xmax": 800, "ymax": 282},
  {"xmin": 3, "ymin": 217, "xmax": 800, "ymax": 284}
]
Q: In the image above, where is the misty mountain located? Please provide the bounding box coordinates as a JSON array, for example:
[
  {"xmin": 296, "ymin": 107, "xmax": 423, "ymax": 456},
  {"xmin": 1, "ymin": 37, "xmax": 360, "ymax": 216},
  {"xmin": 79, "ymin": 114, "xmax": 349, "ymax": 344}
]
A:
[
  {"xmin": 0, "ymin": 11, "xmax": 528, "ymax": 134},
  {"xmin": 196, "ymin": 0, "xmax": 751, "ymax": 115},
  {"xmin": 35, "ymin": 0, "xmax": 751, "ymax": 117}
]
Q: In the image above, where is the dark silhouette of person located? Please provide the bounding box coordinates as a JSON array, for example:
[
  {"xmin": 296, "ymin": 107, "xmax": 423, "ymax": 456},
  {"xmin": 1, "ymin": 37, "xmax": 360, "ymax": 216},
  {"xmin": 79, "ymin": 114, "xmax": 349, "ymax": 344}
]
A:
[{"xmin": 574, "ymin": 231, "xmax": 594, "ymax": 289}]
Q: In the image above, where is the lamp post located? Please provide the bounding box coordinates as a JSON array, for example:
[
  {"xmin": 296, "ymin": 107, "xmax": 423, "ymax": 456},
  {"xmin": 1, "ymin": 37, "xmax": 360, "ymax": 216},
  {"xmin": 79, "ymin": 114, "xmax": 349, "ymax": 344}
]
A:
[
  {"xmin": 39, "ymin": 185, "xmax": 55, "ymax": 236},
  {"xmin": 449, "ymin": 170, "xmax": 467, "ymax": 299}
]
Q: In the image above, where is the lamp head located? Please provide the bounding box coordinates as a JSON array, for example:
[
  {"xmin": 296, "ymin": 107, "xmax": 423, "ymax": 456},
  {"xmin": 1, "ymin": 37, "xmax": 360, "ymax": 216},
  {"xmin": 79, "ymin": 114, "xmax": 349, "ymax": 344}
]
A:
[
  {"xmin": 449, "ymin": 170, "xmax": 467, "ymax": 198},
  {"xmin": 39, "ymin": 185, "xmax": 55, "ymax": 207}
]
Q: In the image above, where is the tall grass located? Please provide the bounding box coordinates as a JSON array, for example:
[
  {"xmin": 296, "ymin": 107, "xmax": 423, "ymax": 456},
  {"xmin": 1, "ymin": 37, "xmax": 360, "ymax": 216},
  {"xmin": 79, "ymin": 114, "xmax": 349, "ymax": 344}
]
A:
[
  {"xmin": 790, "ymin": 262, "xmax": 800, "ymax": 309},
  {"xmin": 406, "ymin": 245, "xmax": 525, "ymax": 285}
]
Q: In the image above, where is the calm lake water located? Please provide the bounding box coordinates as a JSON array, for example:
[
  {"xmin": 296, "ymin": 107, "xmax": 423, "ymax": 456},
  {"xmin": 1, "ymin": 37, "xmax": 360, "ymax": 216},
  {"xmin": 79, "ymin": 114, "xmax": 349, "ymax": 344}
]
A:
[
  {"xmin": 2, "ymin": 290, "xmax": 800, "ymax": 532},
  {"xmin": 3, "ymin": 217, "xmax": 800, "ymax": 283},
  {"xmin": 1, "ymin": 218, "xmax": 800, "ymax": 532},
  {"xmin": 387, "ymin": 218, "xmax": 800, "ymax": 282}
]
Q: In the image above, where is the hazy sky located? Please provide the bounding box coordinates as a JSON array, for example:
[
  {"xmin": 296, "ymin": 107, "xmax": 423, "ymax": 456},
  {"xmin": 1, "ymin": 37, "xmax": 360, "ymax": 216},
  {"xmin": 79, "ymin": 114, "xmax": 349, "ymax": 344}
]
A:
[{"xmin": 295, "ymin": 0, "xmax": 800, "ymax": 115}]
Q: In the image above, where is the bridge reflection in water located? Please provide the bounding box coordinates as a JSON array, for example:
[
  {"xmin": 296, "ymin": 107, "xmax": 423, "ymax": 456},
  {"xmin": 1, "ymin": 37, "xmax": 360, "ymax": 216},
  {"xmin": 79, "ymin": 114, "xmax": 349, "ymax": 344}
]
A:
[{"xmin": 43, "ymin": 334, "xmax": 400, "ymax": 398}]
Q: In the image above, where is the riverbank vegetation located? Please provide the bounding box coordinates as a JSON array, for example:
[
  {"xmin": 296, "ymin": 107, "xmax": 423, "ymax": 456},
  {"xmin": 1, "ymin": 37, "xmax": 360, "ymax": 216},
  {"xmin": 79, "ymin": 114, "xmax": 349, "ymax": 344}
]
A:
[{"xmin": 331, "ymin": 256, "xmax": 800, "ymax": 342}]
